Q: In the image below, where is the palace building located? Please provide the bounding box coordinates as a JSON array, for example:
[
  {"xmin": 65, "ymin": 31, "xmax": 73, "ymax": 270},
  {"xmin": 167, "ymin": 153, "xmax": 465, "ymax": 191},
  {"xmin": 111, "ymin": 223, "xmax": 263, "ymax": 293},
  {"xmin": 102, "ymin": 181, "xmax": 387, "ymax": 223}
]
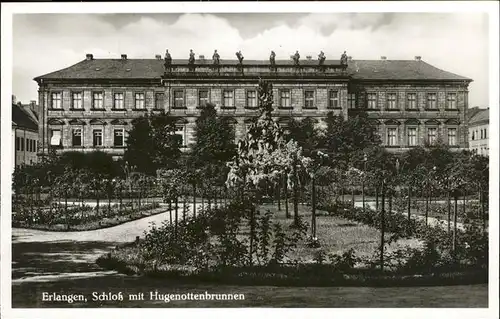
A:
[{"xmin": 34, "ymin": 52, "xmax": 472, "ymax": 158}]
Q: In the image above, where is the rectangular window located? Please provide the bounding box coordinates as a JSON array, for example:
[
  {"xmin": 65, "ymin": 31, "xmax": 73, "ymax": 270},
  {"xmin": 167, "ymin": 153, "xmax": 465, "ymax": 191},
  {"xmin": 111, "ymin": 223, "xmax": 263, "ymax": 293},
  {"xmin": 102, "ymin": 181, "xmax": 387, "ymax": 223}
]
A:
[
  {"xmin": 367, "ymin": 93, "xmax": 377, "ymax": 109},
  {"xmin": 72, "ymin": 128, "xmax": 82, "ymax": 147},
  {"xmin": 173, "ymin": 90, "xmax": 185, "ymax": 109},
  {"xmin": 26, "ymin": 139, "xmax": 30, "ymax": 152},
  {"xmin": 155, "ymin": 93, "xmax": 165, "ymax": 109},
  {"xmin": 114, "ymin": 129, "xmax": 124, "ymax": 147},
  {"xmin": 448, "ymin": 128, "xmax": 457, "ymax": 146},
  {"xmin": 280, "ymin": 90, "xmax": 291, "ymax": 108},
  {"xmin": 198, "ymin": 90, "xmax": 209, "ymax": 108},
  {"xmin": 223, "ymin": 90, "xmax": 235, "ymax": 108},
  {"xmin": 134, "ymin": 93, "xmax": 145, "ymax": 109},
  {"xmin": 20, "ymin": 137, "xmax": 24, "ymax": 151},
  {"xmin": 427, "ymin": 127, "xmax": 437, "ymax": 144},
  {"xmin": 446, "ymin": 93, "xmax": 457, "ymax": 109},
  {"xmin": 50, "ymin": 130, "xmax": 61, "ymax": 146},
  {"xmin": 387, "ymin": 93, "xmax": 397, "ymax": 109},
  {"xmin": 93, "ymin": 129, "xmax": 103, "ymax": 147},
  {"xmin": 329, "ymin": 90, "xmax": 339, "ymax": 109},
  {"xmin": 15, "ymin": 137, "xmax": 19, "ymax": 151},
  {"xmin": 304, "ymin": 90, "xmax": 315, "ymax": 109},
  {"xmin": 407, "ymin": 93, "xmax": 417, "ymax": 109},
  {"xmin": 348, "ymin": 93, "xmax": 356, "ymax": 109},
  {"xmin": 72, "ymin": 92, "xmax": 83, "ymax": 109},
  {"xmin": 175, "ymin": 126, "xmax": 186, "ymax": 147},
  {"xmin": 387, "ymin": 128, "xmax": 398, "ymax": 146},
  {"xmin": 51, "ymin": 92, "xmax": 62, "ymax": 109},
  {"xmin": 93, "ymin": 92, "xmax": 104, "ymax": 109},
  {"xmin": 427, "ymin": 93, "xmax": 437, "ymax": 109},
  {"xmin": 484, "ymin": 129, "xmax": 487, "ymax": 139},
  {"xmin": 246, "ymin": 90, "xmax": 257, "ymax": 108},
  {"xmin": 113, "ymin": 93, "xmax": 124, "ymax": 109},
  {"xmin": 407, "ymin": 127, "xmax": 417, "ymax": 146}
]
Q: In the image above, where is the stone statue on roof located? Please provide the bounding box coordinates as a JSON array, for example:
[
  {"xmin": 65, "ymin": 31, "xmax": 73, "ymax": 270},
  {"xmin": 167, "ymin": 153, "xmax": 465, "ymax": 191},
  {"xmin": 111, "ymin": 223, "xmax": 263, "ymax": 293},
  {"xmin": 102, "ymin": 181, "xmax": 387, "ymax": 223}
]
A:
[
  {"xmin": 340, "ymin": 51, "xmax": 348, "ymax": 66},
  {"xmin": 318, "ymin": 51, "xmax": 326, "ymax": 66},
  {"xmin": 164, "ymin": 49, "xmax": 172, "ymax": 65},
  {"xmin": 212, "ymin": 50, "xmax": 220, "ymax": 65},
  {"xmin": 236, "ymin": 50, "xmax": 244, "ymax": 64},
  {"xmin": 189, "ymin": 49, "xmax": 196, "ymax": 64},
  {"xmin": 293, "ymin": 50, "xmax": 300, "ymax": 66},
  {"xmin": 269, "ymin": 51, "xmax": 276, "ymax": 65}
]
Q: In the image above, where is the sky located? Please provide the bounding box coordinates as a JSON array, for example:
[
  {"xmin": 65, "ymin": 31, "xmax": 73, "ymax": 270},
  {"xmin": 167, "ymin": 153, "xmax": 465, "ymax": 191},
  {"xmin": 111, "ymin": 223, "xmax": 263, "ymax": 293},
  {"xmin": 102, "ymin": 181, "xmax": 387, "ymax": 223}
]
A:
[{"xmin": 12, "ymin": 12, "xmax": 489, "ymax": 107}]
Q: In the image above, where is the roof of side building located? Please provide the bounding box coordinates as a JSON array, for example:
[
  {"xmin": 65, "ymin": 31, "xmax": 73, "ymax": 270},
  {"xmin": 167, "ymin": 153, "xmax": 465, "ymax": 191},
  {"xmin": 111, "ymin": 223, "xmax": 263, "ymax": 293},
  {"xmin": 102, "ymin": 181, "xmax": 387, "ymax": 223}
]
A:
[
  {"xmin": 469, "ymin": 108, "xmax": 489, "ymax": 125},
  {"xmin": 34, "ymin": 58, "xmax": 472, "ymax": 82},
  {"xmin": 12, "ymin": 103, "xmax": 38, "ymax": 131}
]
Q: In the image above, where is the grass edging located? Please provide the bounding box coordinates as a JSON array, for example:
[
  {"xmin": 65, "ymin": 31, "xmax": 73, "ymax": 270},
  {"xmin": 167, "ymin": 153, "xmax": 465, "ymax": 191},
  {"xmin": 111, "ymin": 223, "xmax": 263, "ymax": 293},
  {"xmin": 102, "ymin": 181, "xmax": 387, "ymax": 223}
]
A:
[{"xmin": 12, "ymin": 205, "xmax": 177, "ymax": 232}]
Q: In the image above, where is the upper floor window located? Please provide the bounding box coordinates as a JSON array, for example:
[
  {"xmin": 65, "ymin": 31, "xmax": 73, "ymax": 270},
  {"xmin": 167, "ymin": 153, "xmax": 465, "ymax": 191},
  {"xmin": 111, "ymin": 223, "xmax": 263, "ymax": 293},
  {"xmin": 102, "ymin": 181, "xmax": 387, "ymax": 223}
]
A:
[
  {"xmin": 367, "ymin": 93, "xmax": 377, "ymax": 109},
  {"xmin": 114, "ymin": 129, "xmax": 124, "ymax": 147},
  {"xmin": 223, "ymin": 90, "xmax": 235, "ymax": 108},
  {"xmin": 173, "ymin": 90, "xmax": 185, "ymax": 109},
  {"xmin": 72, "ymin": 128, "xmax": 82, "ymax": 147},
  {"xmin": 93, "ymin": 129, "xmax": 103, "ymax": 147},
  {"xmin": 134, "ymin": 93, "xmax": 145, "ymax": 109},
  {"xmin": 427, "ymin": 127, "xmax": 437, "ymax": 144},
  {"xmin": 407, "ymin": 127, "xmax": 417, "ymax": 146},
  {"xmin": 198, "ymin": 90, "xmax": 209, "ymax": 108},
  {"xmin": 329, "ymin": 90, "xmax": 339, "ymax": 109},
  {"xmin": 15, "ymin": 137, "xmax": 20, "ymax": 151},
  {"xmin": 280, "ymin": 90, "xmax": 291, "ymax": 108},
  {"xmin": 175, "ymin": 125, "xmax": 186, "ymax": 147},
  {"xmin": 483, "ymin": 129, "xmax": 487, "ymax": 139},
  {"xmin": 155, "ymin": 93, "xmax": 165, "ymax": 109},
  {"xmin": 387, "ymin": 127, "xmax": 398, "ymax": 146},
  {"xmin": 72, "ymin": 92, "xmax": 83, "ymax": 109},
  {"xmin": 407, "ymin": 93, "xmax": 417, "ymax": 109},
  {"xmin": 93, "ymin": 92, "xmax": 104, "ymax": 109},
  {"xmin": 51, "ymin": 92, "xmax": 62, "ymax": 109},
  {"xmin": 448, "ymin": 128, "xmax": 457, "ymax": 146},
  {"xmin": 348, "ymin": 93, "xmax": 356, "ymax": 109},
  {"xmin": 386, "ymin": 93, "xmax": 397, "ymax": 109},
  {"xmin": 246, "ymin": 90, "xmax": 257, "ymax": 108},
  {"xmin": 446, "ymin": 93, "xmax": 457, "ymax": 109},
  {"xmin": 426, "ymin": 93, "xmax": 437, "ymax": 109},
  {"xmin": 113, "ymin": 93, "xmax": 124, "ymax": 109}
]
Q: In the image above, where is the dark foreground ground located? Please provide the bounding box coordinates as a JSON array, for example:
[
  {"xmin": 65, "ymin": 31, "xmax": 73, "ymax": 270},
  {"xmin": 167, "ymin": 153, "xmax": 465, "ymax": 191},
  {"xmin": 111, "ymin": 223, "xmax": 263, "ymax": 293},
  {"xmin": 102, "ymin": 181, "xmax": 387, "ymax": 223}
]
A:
[{"xmin": 11, "ymin": 205, "xmax": 488, "ymax": 308}]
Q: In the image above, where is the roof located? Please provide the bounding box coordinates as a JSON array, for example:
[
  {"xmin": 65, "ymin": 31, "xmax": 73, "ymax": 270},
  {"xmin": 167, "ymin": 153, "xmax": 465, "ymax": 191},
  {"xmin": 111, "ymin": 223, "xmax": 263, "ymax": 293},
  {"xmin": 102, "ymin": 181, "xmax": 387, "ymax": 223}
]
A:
[
  {"xmin": 12, "ymin": 103, "xmax": 38, "ymax": 131},
  {"xmin": 34, "ymin": 57, "xmax": 472, "ymax": 82},
  {"xmin": 469, "ymin": 108, "xmax": 489, "ymax": 125}
]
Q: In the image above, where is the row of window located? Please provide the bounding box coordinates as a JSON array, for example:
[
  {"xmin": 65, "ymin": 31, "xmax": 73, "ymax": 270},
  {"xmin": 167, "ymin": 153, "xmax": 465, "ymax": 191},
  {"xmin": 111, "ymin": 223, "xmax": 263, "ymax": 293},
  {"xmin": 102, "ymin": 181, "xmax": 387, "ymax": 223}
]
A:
[
  {"xmin": 471, "ymin": 128, "xmax": 488, "ymax": 141},
  {"xmin": 15, "ymin": 137, "xmax": 38, "ymax": 152},
  {"xmin": 50, "ymin": 90, "xmax": 459, "ymax": 111},
  {"xmin": 51, "ymin": 127, "xmax": 187, "ymax": 148},
  {"xmin": 364, "ymin": 92, "xmax": 457, "ymax": 110},
  {"xmin": 385, "ymin": 127, "xmax": 457, "ymax": 146}
]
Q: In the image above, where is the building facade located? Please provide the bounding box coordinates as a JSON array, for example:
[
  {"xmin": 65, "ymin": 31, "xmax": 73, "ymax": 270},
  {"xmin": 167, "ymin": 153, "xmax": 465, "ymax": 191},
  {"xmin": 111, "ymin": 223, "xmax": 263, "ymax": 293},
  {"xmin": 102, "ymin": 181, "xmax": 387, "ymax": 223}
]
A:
[
  {"xmin": 468, "ymin": 107, "xmax": 489, "ymax": 156},
  {"xmin": 34, "ymin": 53, "xmax": 472, "ymax": 157},
  {"xmin": 12, "ymin": 102, "xmax": 39, "ymax": 167}
]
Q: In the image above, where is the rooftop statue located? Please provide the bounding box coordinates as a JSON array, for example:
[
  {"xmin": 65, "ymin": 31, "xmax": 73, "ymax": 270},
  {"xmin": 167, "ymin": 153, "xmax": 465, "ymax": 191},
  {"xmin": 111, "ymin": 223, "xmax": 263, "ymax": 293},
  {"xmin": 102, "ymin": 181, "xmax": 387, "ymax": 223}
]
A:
[
  {"xmin": 293, "ymin": 50, "xmax": 300, "ymax": 66},
  {"xmin": 318, "ymin": 51, "xmax": 326, "ymax": 66},
  {"xmin": 340, "ymin": 51, "xmax": 348, "ymax": 66},
  {"xmin": 164, "ymin": 49, "xmax": 172, "ymax": 65},
  {"xmin": 212, "ymin": 50, "xmax": 220, "ymax": 65},
  {"xmin": 236, "ymin": 50, "xmax": 244, "ymax": 64},
  {"xmin": 269, "ymin": 51, "xmax": 276, "ymax": 65},
  {"xmin": 189, "ymin": 49, "xmax": 196, "ymax": 64}
]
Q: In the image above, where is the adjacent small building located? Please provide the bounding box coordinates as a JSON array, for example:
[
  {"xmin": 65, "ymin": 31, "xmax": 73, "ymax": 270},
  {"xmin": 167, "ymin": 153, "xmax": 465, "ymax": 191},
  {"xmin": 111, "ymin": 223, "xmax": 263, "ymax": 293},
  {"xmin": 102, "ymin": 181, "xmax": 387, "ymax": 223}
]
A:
[
  {"xmin": 468, "ymin": 107, "xmax": 489, "ymax": 156},
  {"xmin": 12, "ymin": 99, "xmax": 40, "ymax": 167}
]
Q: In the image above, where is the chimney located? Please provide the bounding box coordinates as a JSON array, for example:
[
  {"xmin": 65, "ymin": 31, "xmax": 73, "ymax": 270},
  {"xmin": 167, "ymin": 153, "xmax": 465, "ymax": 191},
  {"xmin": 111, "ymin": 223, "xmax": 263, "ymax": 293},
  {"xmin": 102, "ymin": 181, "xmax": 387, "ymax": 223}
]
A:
[
  {"xmin": 415, "ymin": 56, "xmax": 421, "ymax": 61},
  {"xmin": 306, "ymin": 55, "xmax": 312, "ymax": 61},
  {"xmin": 30, "ymin": 100, "xmax": 36, "ymax": 108},
  {"xmin": 199, "ymin": 55, "xmax": 205, "ymax": 64},
  {"xmin": 86, "ymin": 53, "xmax": 93, "ymax": 60},
  {"xmin": 380, "ymin": 56, "xmax": 387, "ymax": 60},
  {"xmin": 12, "ymin": 94, "xmax": 16, "ymax": 104},
  {"xmin": 121, "ymin": 54, "xmax": 127, "ymax": 60},
  {"xmin": 155, "ymin": 54, "xmax": 161, "ymax": 60}
]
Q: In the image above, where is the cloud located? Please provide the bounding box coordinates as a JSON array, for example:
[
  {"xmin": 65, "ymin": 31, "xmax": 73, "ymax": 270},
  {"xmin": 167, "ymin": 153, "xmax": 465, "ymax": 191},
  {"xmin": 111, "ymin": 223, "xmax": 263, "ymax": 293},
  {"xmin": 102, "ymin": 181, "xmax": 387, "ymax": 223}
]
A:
[{"xmin": 12, "ymin": 13, "xmax": 489, "ymax": 108}]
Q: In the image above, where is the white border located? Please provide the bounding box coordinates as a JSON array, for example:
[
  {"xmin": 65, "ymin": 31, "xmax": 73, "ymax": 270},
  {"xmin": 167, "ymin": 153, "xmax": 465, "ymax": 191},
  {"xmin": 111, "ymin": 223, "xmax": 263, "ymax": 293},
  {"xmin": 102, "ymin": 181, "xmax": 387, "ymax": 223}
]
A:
[{"xmin": 1, "ymin": 2, "xmax": 499, "ymax": 319}]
